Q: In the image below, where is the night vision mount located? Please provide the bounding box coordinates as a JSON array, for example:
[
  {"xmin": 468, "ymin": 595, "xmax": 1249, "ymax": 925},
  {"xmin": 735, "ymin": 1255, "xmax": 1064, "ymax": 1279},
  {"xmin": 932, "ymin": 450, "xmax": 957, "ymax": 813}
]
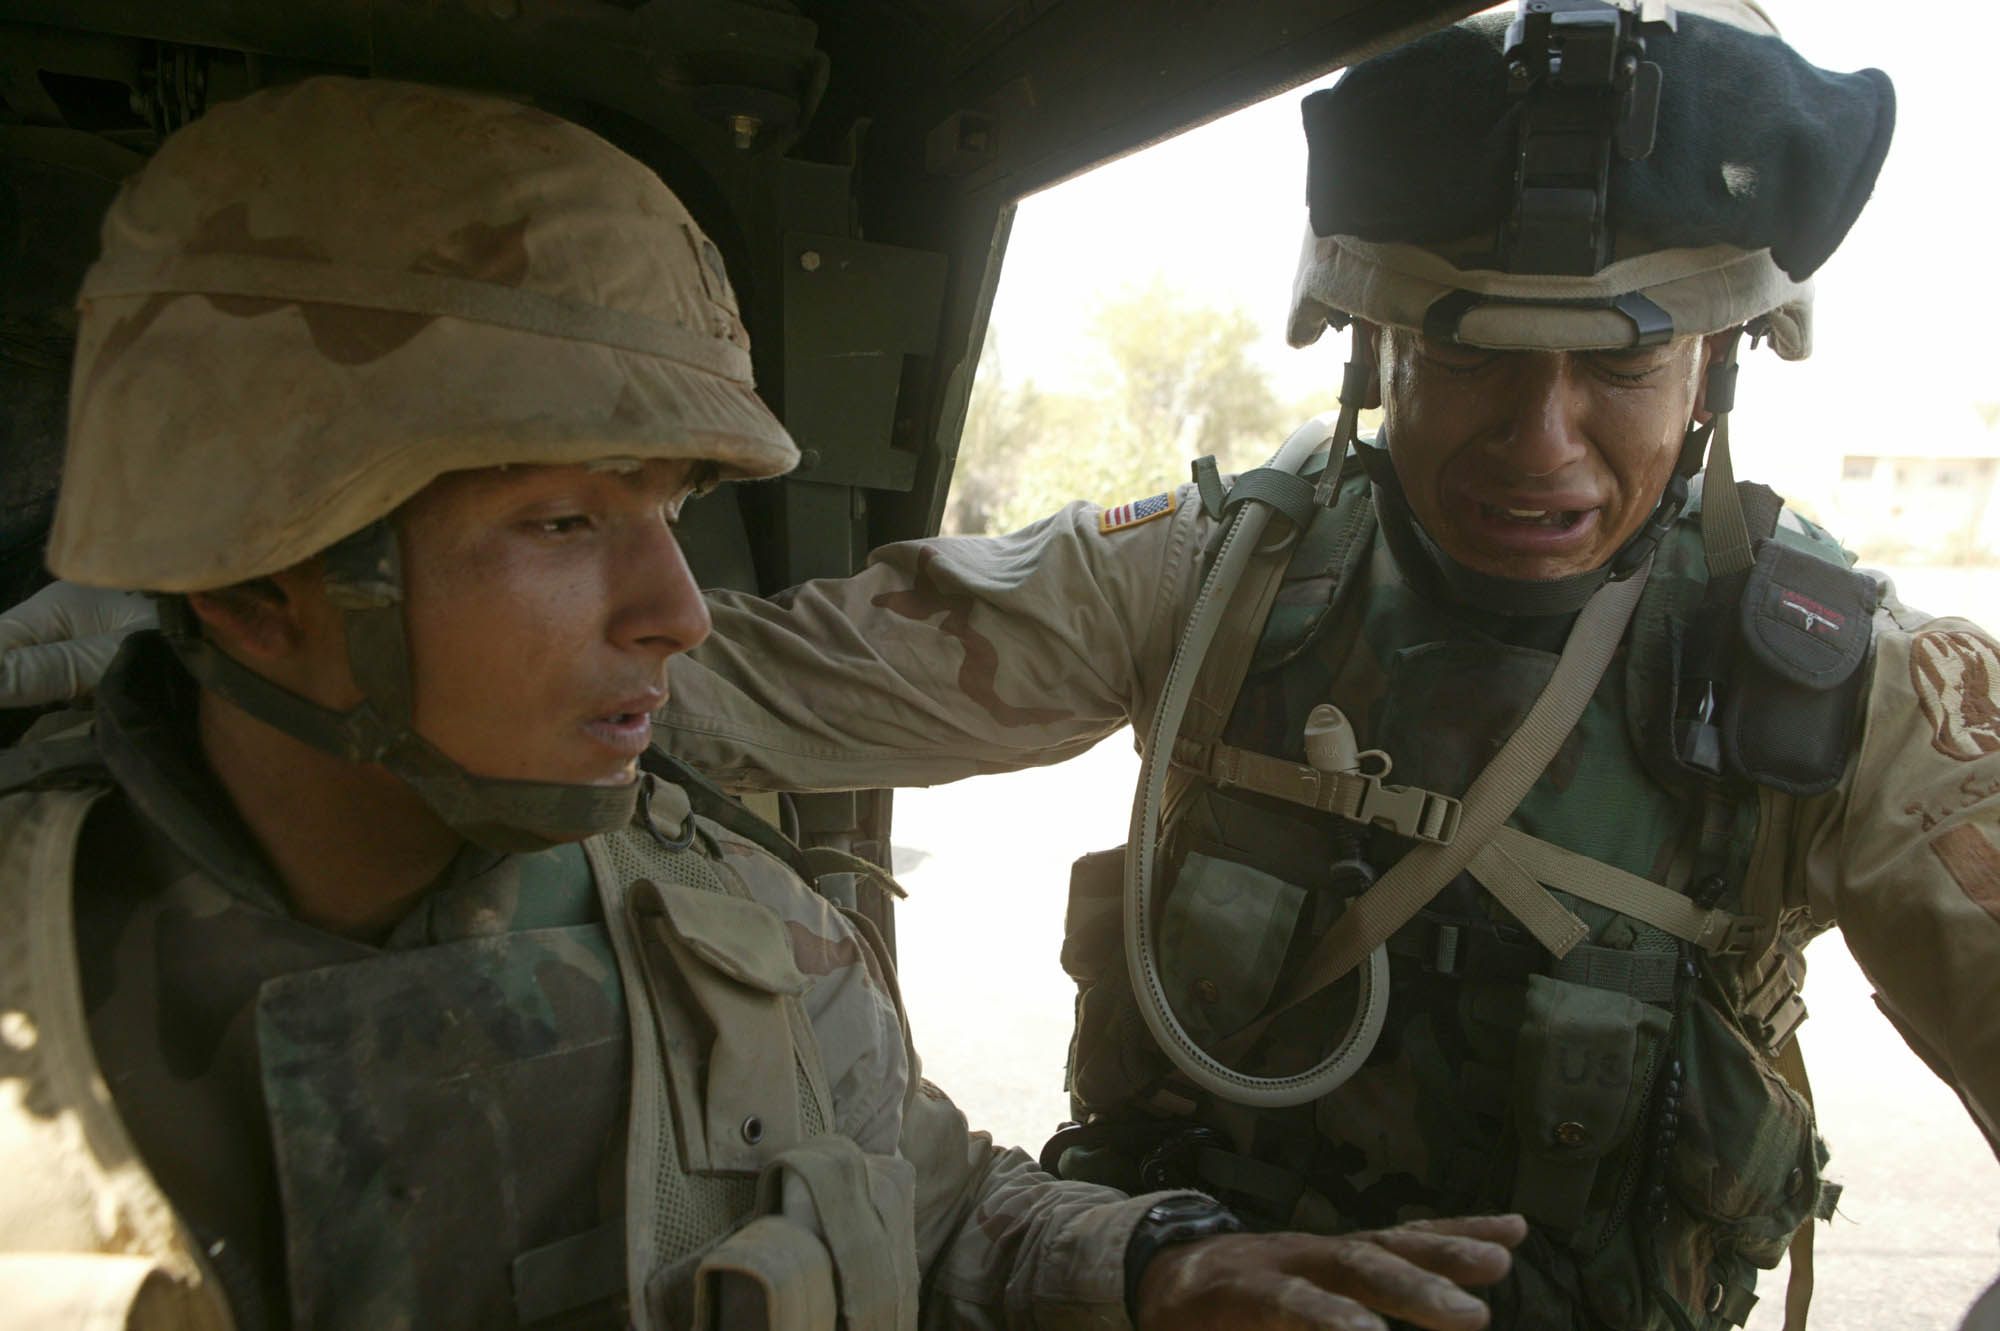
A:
[{"xmin": 1503, "ymin": 0, "xmax": 1676, "ymax": 277}]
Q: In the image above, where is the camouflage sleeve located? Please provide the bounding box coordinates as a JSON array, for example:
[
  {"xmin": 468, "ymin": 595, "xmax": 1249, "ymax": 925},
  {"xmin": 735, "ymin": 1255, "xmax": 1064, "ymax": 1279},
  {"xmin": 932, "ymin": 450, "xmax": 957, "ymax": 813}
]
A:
[
  {"xmin": 659, "ymin": 488, "xmax": 1212, "ymax": 792},
  {"xmin": 1794, "ymin": 578, "xmax": 2000, "ymax": 1155},
  {"xmin": 715, "ymin": 823, "xmax": 1178, "ymax": 1328}
]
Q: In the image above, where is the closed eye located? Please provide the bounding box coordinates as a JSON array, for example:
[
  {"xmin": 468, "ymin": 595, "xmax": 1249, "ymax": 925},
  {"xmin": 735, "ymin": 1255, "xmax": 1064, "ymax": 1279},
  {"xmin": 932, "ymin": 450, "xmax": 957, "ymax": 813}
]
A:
[
  {"xmin": 1424, "ymin": 350, "xmax": 1501, "ymax": 378},
  {"xmin": 1586, "ymin": 352, "xmax": 1665, "ymax": 385}
]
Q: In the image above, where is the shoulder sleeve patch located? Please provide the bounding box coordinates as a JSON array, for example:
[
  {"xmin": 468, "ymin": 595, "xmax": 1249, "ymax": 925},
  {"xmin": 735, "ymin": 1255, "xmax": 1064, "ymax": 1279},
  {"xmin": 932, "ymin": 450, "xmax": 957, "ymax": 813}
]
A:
[{"xmin": 1098, "ymin": 490, "xmax": 1177, "ymax": 535}]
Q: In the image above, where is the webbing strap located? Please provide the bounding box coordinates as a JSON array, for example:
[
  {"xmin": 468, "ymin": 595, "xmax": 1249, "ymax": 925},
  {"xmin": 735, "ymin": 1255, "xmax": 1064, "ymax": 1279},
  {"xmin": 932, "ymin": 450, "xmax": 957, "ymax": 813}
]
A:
[
  {"xmin": 1774, "ymin": 1037, "xmax": 1820, "ymax": 1331},
  {"xmin": 1258, "ymin": 561, "xmax": 1653, "ymax": 1018},
  {"xmin": 81, "ymin": 253, "xmax": 754, "ymax": 381},
  {"xmin": 1178, "ymin": 418, "xmax": 1336, "ymax": 748},
  {"xmin": 1221, "ymin": 466, "xmax": 1320, "ymax": 534},
  {"xmin": 1700, "ymin": 415, "xmax": 1756, "ymax": 577},
  {"xmin": 1174, "ymin": 739, "xmax": 1462, "ymax": 845},
  {"xmin": 1468, "ymin": 842, "xmax": 1589, "ymax": 958},
  {"xmin": 1490, "ymin": 826, "xmax": 1755, "ymax": 953},
  {"xmin": 1548, "ymin": 945, "xmax": 1678, "ymax": 1003}
]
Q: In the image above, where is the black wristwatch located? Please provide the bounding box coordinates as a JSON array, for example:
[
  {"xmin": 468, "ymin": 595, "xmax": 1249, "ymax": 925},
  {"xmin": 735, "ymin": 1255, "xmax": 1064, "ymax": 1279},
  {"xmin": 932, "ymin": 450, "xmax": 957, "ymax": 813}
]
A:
[{"xmin": 1123, "ymin": 1195, "xmax": 1245, "ymax": 1321}]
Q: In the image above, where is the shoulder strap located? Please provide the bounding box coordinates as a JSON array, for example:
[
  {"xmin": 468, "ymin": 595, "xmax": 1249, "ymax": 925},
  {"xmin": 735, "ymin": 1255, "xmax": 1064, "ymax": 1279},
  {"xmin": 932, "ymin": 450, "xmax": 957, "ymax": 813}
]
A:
[
  {"xmin": 641, "ymin": 749, "xmax": 907, "ymax": 913},
  {"xmin": 642, "ymin": 748, "xmax": 815, "ymax": 879},
  {"xmin": 1177, "ymin": 419, "xmax": 1340, "ymax": 751}
]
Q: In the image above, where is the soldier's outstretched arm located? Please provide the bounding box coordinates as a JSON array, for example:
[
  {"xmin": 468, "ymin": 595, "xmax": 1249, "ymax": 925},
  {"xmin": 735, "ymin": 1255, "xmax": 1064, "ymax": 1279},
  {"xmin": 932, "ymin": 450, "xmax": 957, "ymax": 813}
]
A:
[
  {"xmin": 830, "ymin": 886, "xmax": 1523, "ymax": 1330},
  {"xmin": 1795, "ymin": 581, "xmax": 2000, "ymax": 1154},
  {"xmin": 660, "ymin": 487, "xmax": 1212, "ymax": 793},
  {"xmin": 897, "ymin": 1040, "xmax": 1522, "ymax": 1331}
]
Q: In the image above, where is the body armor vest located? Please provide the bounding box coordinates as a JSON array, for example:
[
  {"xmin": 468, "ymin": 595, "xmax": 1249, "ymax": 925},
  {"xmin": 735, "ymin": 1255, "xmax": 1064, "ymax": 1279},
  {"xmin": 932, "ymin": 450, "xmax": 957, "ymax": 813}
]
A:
[
  {"xmin": 0, "ymin": 763, "xmax": 912, "ymax": 1331},
  {"xmin": 1055, "ymin": 457, "xmax": 1861, "ymax": 1331}
]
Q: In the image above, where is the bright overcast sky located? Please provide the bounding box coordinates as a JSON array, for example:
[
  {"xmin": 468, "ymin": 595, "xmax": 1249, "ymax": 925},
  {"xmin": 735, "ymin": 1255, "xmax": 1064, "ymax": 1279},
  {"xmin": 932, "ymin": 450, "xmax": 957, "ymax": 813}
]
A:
[{"xmin": 986, "ymin": 0, "xmax": 1997, "ymax": 498}]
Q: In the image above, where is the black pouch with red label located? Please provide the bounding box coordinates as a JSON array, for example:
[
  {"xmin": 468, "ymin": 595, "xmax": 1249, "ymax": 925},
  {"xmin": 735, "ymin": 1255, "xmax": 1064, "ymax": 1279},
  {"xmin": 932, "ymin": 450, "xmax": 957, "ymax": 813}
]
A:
[{"xmin": 1718, "ymin": 539, "xmax": 1877, "ymax": 796}]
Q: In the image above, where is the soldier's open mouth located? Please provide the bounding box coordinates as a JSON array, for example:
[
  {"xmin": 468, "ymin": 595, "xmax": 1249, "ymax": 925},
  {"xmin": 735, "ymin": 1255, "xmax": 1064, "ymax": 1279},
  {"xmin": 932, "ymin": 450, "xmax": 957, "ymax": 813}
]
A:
[{"xmin": 1480, "ymin": 503, "xmax": 1584, "ymax": 529}]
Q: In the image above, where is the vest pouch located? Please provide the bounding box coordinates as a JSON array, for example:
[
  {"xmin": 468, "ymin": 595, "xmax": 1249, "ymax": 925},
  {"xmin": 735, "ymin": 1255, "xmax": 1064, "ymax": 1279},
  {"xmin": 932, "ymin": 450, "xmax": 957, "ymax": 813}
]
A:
[
  {"xmin": 1719, "ymin": 540, "xmax": 1875, "ymax": 797},
  {"xmin": 1063, "ymin": 846, "xmax": 1174, "ymax": 1113},
  {"xmin": 1668, "ymin": 998, "xmax": 1824, "ymax": 1271},
  {"xmin": 687, "ymin": 1216, "xmax": 837, "ymax": 1331},
  {"xmin": 1511, "ymin": 975, "xmax": 1670, "ymax": 1239},
  {"xmin": 1159, "ymin": 851, "xmax": 1308, "ymax": 1047},
  {"xmin": 1060, "ymin": 845, "xmax": 1126, "ymax": 987},
  {"xmin": 629, "ymin": 878, "xmax": 811, "ymax": 1174},
  {"xmin": 763, "ymin": 1137, "xmax": 916, "ymax": 1331}
]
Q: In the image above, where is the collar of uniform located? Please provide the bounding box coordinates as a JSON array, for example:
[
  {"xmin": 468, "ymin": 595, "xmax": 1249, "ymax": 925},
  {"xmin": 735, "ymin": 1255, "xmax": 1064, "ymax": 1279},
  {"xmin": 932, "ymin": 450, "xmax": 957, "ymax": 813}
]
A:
[
  {"xmin": 95, "ymin": 630, "xmax": 596, "ymax": 940},
  {"xmin": 96, "ymin": 629, "xmax": 294, "ymax": 913}
]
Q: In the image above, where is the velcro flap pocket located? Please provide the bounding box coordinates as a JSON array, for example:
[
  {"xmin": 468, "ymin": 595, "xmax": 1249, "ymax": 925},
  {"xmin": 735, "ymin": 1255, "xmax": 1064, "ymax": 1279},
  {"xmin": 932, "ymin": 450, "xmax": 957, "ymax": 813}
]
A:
[
  {"xmin": 648, "ymin": 880, "xmax": 809, "ymax": 995},
  {"xmin": 687, "ymin": 1215, "xmax": 837, "ymax": 1331},
  {"xmin": 1512, "ymin": 975, "xmax": 1669, "ymax": 1234},
  {"xmin": 1160, "ymin": 852, "xmax": 1306, "ymax": 1044},
  {"xmin": 1739, "ymin": 540, "xmax": 1874, "ymax": 691},
  {"xmin": 1669, "ymin": 1000, "xmax": 1822, "ymax": 1268},
  {"xmin": 630, "ymin": 880, "xmax": 806, "ymax": 1173},
  {"xmin": 755, "ymin": 1137, "xmax": 917, "ymax": 1331},
  {"xmin": 1061, "ymin": 846, "xmax": 1127, "ymax": 985}
]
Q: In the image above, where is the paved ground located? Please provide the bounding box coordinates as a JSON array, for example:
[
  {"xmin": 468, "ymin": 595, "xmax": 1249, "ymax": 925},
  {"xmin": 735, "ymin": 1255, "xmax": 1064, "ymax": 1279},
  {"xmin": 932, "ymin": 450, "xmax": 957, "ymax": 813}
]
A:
[{"xmin": 888, "ymin": 564, "xmax": 2000, "ymax": 1330}]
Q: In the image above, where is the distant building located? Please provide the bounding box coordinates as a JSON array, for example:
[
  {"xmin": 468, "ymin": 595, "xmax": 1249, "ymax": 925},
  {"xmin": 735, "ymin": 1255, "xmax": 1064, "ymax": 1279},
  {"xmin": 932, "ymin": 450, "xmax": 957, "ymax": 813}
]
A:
[{"xmin": 1825, "ymin": 405, "xmax": 2000, "ymax": 564}]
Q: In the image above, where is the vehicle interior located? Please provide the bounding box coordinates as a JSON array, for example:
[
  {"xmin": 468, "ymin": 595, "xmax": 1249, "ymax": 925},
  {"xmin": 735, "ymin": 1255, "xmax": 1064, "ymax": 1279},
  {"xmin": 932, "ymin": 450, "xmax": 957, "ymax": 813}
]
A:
[{"xmin": 0, "ymin": 0, "xmax": 1483, "ymax": 942}]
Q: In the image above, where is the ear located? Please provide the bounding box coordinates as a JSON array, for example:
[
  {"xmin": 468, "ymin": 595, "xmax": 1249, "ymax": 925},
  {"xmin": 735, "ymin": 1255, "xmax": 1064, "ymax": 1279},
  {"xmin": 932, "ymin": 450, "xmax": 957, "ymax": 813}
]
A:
[
  {"xmin": 1690, "ymin": 326, "xmax": 1746, "ymax": 426},
  {"xmin": 1352, "ymin": 319, "xmax": 1385, "ymax": 411},
  {"xmin": 186, "ymin": 570, "xmax": 312, "ymax": 664}
]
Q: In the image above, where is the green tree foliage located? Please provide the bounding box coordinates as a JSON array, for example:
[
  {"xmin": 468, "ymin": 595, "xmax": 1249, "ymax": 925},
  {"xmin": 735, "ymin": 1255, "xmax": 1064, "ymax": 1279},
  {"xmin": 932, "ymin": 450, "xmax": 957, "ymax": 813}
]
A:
[{"xmin": 945, "ymin": 277, "xmax": 1288, "ymax": 535}]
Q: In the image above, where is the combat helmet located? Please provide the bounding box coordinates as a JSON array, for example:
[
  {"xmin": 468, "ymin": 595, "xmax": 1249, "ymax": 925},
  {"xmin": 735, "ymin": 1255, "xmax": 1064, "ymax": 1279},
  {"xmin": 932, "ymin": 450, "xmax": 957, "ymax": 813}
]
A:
[
  {"xmin": 1287, "ymin": 0, "xmax": 1895, "ymax": 610},
  {"xmin": 52, "ymin": 76, "xmax": 799, "ymax": 850}
]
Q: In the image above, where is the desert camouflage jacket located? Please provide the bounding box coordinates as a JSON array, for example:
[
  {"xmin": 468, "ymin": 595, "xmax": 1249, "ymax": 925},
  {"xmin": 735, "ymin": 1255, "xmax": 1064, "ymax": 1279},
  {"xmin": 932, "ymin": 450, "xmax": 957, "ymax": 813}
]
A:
[
  {"xmin": 0, "ymin": 633, "xmax": 1169, "ymax": 1331},
  {"xmin": 659, "ymin": 470, "xmax": 2000, "ymax": 1163}
]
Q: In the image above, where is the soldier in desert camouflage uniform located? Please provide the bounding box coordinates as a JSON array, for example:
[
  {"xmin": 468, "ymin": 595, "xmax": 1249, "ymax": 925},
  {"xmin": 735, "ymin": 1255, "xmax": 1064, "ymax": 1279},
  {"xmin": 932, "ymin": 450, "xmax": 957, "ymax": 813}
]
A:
[
  {"xmin": 0, "ymin": 77, "xmax": 1530, "ymax": 1331},
  {"xmin": 638, "ymin": 5, "xmax": 2000, "ymax": 1330}
]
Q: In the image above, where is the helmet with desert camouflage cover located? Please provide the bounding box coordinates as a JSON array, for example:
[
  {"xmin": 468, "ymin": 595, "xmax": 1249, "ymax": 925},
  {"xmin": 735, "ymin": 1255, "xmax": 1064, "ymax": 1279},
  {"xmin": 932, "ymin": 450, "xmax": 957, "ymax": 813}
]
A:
[
  {"xmin": 1286, "ymin": 0, "xmax": 1894, "ymax": 606},
  {"xmin": 51, "ymin": 76, "xmax": 800, "ymax": 850}
]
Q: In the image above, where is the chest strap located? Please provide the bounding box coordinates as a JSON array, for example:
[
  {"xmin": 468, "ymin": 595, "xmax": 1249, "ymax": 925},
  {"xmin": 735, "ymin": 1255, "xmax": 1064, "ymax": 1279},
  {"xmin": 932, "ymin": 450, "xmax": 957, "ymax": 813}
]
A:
[
  {"xmin": 1487, "ymin": 826, "xmax": 1758, "ymax": 954},
  {"xmin": 1217, "ymin": 560, "xmax": 1653, "ymax": 1063},
  {"xmin": 1174, "ymin": 737, "xmax": 1590, "ymax": 959},
  {"xmin": 1173, "ymin": 739, "xmax": 1461, "ymax": 844}
]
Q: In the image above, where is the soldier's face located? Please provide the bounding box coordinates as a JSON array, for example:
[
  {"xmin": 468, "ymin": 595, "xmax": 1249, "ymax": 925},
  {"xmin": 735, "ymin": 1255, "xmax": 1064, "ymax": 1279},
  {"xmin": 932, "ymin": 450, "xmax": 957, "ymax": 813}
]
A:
[
  {"xmin": 395, "ymin": 458, "xmax": 711, "ymax": 787},
  {"xmin": 1371, "ymin": 325, "xmax": 1730, "ymax": 581}
]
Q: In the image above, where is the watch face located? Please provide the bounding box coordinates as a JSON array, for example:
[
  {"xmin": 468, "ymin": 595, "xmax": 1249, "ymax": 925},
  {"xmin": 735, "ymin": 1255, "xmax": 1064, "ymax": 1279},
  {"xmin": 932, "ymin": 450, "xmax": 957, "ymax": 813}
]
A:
[{"xmin": 1149, "ymin": 1196, "xmax": 1226, "ymax": 1224}]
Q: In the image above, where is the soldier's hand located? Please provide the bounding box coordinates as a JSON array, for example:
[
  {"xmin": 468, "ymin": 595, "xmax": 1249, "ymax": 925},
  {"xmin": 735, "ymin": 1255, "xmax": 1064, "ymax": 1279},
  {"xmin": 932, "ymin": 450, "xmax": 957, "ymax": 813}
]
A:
[
  {"xmin": 1135, "ymin": 1214, "xmax": 1526, "ymax": 1331},
  {"xmin": 0, "ymin": 581, "xmax": 155, "ymax": 707}
]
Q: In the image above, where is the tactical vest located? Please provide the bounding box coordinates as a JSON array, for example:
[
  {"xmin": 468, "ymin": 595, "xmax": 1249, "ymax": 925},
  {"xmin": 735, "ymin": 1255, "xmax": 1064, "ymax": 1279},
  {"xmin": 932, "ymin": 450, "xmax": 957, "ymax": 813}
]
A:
[
  {"xmin": 1052, "ymin": 457, "xmax": 1866, "ymax": 1331},
  {"xmin": 0, "ymin": 760, "xmax": 916, "ymax": 1331}
]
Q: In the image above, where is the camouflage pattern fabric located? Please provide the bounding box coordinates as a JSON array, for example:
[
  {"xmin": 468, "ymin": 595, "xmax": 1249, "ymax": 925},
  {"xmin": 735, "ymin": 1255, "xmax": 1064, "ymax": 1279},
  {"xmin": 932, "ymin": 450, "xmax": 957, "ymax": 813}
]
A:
[
  {"xmin": 2, "ymin": 634, "xmax": 1178, "ymax": 1331},
  {"xmin": 52, "ymin": 77, "xmax": 798, "ymax": 594},
  {"xmin": 658, "ymin": 442, "xmax": 2000, "ymax": 1326},
  {"xmin": 1058, "ymin": 472, "xmax": 1830, "ymax": 1329}
]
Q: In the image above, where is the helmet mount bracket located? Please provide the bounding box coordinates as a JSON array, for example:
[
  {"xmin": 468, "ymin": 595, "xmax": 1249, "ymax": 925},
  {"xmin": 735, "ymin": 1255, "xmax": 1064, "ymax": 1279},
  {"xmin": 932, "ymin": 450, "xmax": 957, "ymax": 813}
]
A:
[{"xmin": 1503, "ymin": 0, "xmax": 1674, "ymax": 275}]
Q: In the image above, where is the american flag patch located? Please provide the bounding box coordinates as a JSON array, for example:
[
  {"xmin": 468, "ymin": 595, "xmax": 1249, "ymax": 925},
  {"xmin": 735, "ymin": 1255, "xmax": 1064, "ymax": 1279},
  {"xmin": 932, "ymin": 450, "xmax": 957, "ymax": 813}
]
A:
[{"xmin": 1098, "ymin": 490, "xmax": 1177, "ymax": 534}]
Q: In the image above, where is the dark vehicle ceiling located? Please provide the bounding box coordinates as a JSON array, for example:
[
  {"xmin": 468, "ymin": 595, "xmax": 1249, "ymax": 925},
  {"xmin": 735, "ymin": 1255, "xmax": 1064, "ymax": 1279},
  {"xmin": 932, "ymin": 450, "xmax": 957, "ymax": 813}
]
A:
[{"xmin": 0, "ymin": 0, "xmax": 1478, "ymax": 881}]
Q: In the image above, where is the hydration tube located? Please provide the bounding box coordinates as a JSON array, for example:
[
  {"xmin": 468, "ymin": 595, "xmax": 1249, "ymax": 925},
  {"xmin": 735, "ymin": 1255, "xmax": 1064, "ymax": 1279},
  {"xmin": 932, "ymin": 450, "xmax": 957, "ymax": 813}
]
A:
[{"xmin": 1123, "ymin": 414, "xmax": 1391, "ymax": 1109}]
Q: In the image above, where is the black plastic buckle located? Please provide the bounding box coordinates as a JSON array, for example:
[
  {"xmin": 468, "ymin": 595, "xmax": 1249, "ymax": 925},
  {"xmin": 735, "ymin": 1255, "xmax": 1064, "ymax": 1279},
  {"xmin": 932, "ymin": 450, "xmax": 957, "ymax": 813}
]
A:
[{"xmin": 1422, "ymin": 288, "xmax": 1674, "ymax": 348}]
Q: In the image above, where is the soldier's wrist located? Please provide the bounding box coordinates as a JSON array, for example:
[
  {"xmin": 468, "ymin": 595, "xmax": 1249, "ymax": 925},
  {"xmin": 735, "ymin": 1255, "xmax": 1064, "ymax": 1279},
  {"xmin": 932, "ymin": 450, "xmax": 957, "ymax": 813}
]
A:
[{"xmin": 1122, "ymin": 1194, "xmax": 1244, "ymax": 1324}]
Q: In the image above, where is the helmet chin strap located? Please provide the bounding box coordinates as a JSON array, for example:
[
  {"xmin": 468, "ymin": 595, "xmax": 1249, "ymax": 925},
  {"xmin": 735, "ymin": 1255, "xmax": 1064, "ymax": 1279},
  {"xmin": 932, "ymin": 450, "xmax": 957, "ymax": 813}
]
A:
[{"xmin": 160, "ymin": 520, "xmax": 638, "ymax": 854}]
